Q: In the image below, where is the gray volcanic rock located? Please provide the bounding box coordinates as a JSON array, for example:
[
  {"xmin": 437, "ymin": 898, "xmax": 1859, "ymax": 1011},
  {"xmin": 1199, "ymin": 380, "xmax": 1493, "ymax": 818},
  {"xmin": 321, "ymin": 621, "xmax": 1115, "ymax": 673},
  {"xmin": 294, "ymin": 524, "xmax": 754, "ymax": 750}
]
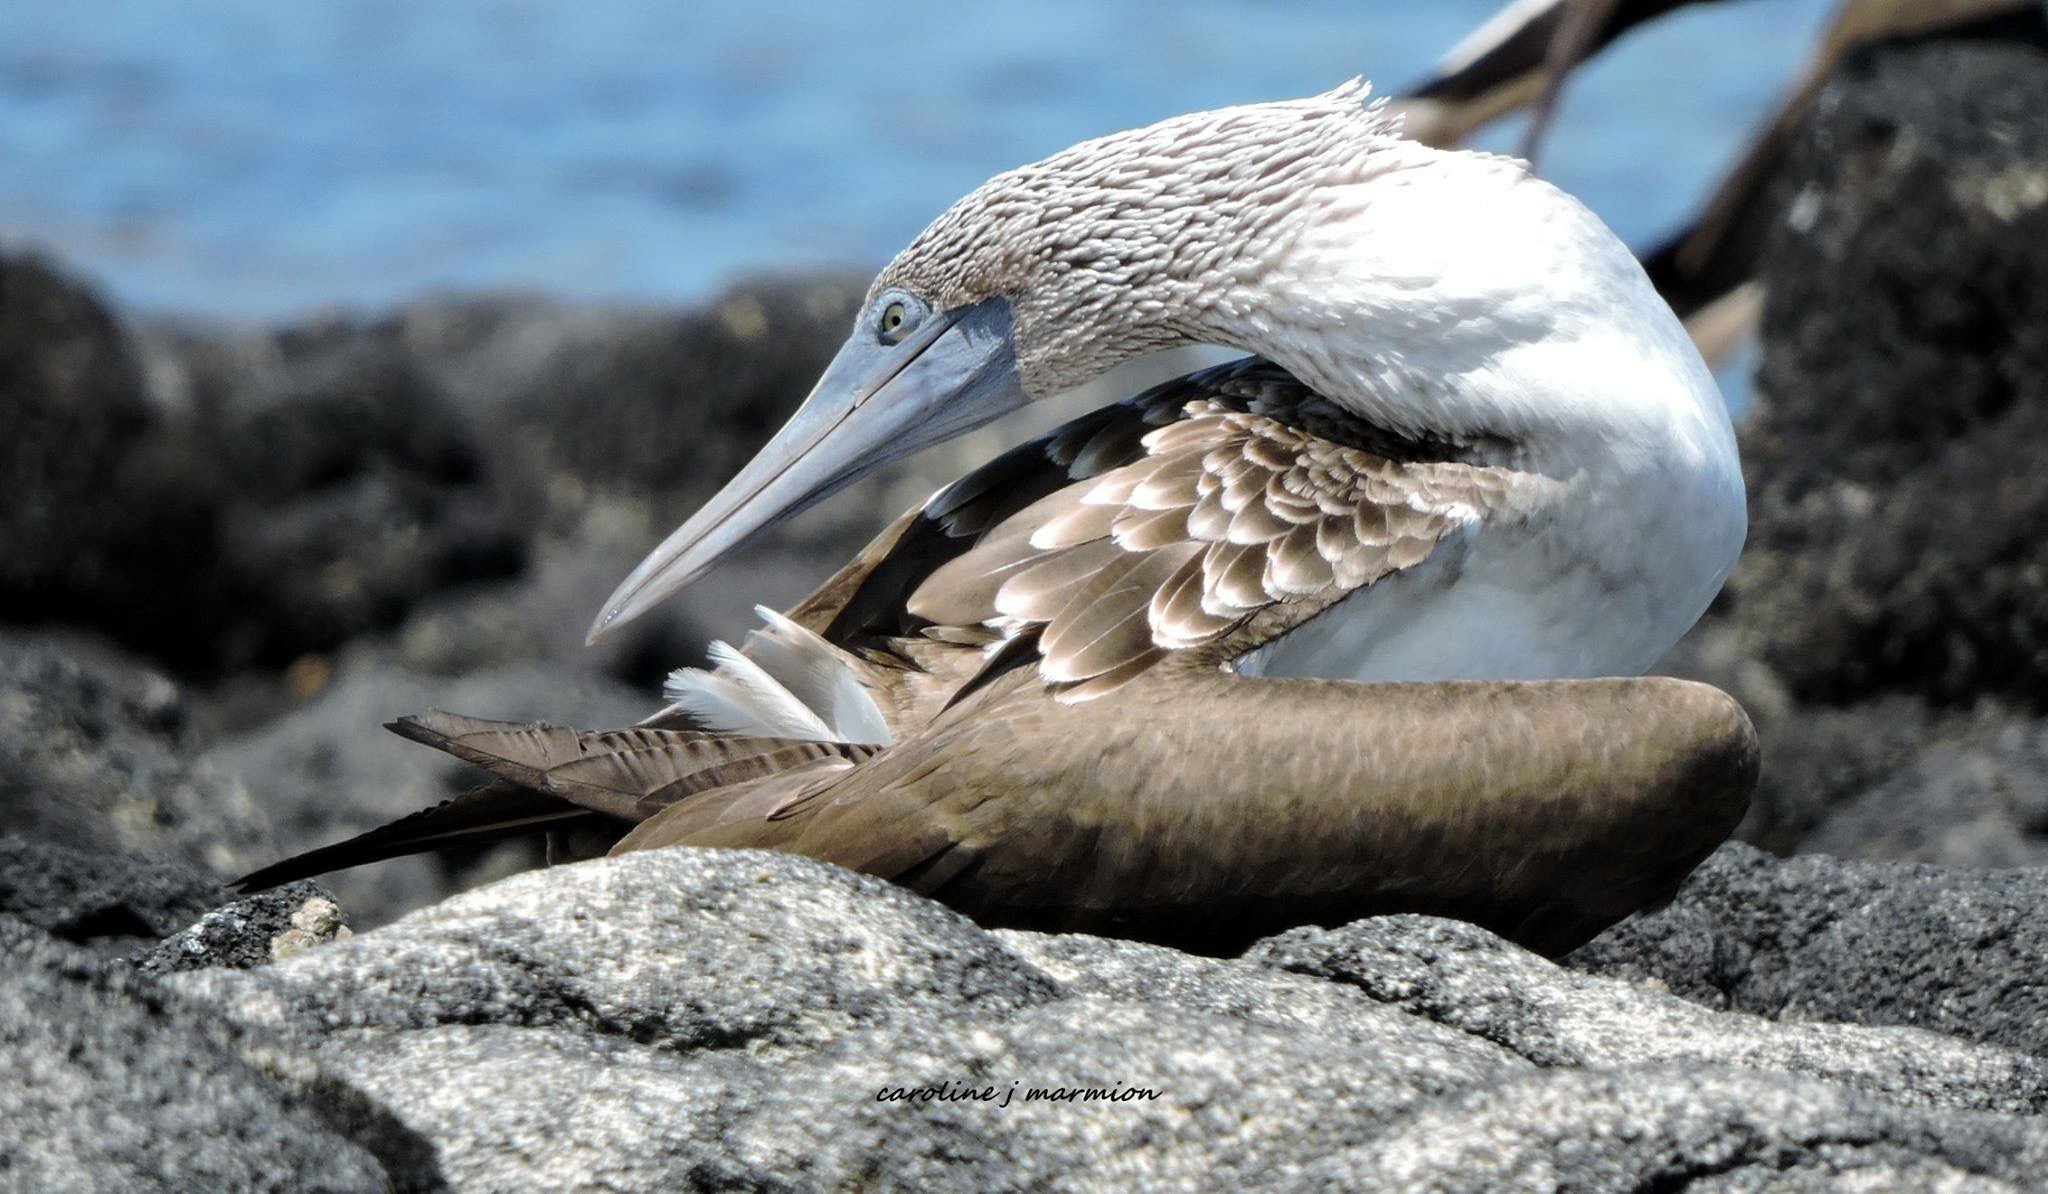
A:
[
  {"xmin": 1796, "ymin": 711, "xmax": 2048, "ymax": 868},
  {"xmin": 170, "ymin": 846, "xmax": 2048, "ymax": 1191},
  {"xmin": 1299, "ymin": 1066, "xmax": 2048, "ymax": 1192},
  {"xmin": 0, "ymin": 838, "xmax": 222, "ymax": 958},
  {"xmin": 1572, "ymin": 843, "xmax": 2048, "ymax": 1064},
  {"xmin": 1257, "ymin": 913, "xmax": 2045, "ymax": 1115},
  {"xmin": 0, "ymin": 917, "xmax": 390, "ymax": 1192},
  {"xmin": 0, "ymin": 629, "xmax": 281, "ymax": 878}
]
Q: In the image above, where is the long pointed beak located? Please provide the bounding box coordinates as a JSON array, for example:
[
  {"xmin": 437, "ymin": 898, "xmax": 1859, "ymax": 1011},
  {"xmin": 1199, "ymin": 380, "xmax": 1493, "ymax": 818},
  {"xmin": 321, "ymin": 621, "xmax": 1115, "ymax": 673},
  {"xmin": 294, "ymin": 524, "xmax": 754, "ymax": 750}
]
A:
[{"xmin": 588, "ymin": 297, "xmax": 1025, "ymax": 643}]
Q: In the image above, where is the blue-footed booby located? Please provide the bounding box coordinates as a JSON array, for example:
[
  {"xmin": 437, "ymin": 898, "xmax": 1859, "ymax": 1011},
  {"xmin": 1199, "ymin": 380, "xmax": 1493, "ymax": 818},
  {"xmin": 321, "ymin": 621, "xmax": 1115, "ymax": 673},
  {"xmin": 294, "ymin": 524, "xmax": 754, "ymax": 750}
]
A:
[
  {"xmin": 239, "ymin": 83, "xmax": 1758, "ymax": 956},
  {"xmin": 593, "ymin": 81, "xmax": 1745, "ymax": 695}
]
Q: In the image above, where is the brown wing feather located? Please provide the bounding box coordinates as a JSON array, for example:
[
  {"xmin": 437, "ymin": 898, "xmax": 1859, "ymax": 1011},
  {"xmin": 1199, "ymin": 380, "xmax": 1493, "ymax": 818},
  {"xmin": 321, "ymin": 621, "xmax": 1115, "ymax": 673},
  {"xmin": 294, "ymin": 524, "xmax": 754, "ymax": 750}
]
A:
[
  {"xmin": 610, "ymin": 672, "xmax": 1760, "ymax": 958},
  {"xmin": 231, "ymin": 780, "xmax": 603, "ymax": 893},
  {"xmin": 716, "ymin": 358, "xmax": 1535, "ymax": 722},
  {"xmin": 900, "ymin": 360, "xmax": 1535, "ymax": 700}
]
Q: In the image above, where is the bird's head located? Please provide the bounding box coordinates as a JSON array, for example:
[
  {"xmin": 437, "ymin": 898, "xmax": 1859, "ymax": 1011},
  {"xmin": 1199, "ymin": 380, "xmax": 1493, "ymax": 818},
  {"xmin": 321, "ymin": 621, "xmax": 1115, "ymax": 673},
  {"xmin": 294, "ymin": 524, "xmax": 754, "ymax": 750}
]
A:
[{"xmin": 590, "ymin": 82, "xmax": 1426, "ymax": 640}]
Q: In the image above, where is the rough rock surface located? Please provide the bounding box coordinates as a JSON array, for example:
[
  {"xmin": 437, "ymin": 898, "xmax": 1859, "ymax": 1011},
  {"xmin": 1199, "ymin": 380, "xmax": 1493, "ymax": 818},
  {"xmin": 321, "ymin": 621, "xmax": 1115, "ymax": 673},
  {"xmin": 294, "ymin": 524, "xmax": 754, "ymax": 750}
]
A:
[
  {"xmin": 1732, "ymin": 37, "xmax": 2048, "ymax": 711},
  {"xmin": 0, "ymin": 918, "xmax": 390, "ymax": 1192},
  {"xmin": 162, "ymin": 847, "xmax": 2048, "ymax": 1192},
  {"xmin": 1572, "ymin": 842, "xmax": 2048, "ymax": 1064},
  {"xmin": 1655, "ymin": 32, "xmax": 2048, "ymax": 870},
  {"xmin": 0, "ymin": 838, "xmax": 222, "ymax": 958},
  {"xmin": 133, "ymin": 882, "xmax": 352, "ymax": 979},
  {"xmin": 0, "ymin": 629, "xmax": 281, "ymax": 879}
]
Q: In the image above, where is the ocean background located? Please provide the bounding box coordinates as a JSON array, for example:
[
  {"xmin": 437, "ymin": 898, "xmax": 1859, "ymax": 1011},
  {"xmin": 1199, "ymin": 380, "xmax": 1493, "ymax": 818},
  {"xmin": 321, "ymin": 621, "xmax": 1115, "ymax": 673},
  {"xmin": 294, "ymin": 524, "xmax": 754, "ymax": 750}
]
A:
[{"xmin": 1, "ymin": 0, "xmax": 1836, "ymax": 325}]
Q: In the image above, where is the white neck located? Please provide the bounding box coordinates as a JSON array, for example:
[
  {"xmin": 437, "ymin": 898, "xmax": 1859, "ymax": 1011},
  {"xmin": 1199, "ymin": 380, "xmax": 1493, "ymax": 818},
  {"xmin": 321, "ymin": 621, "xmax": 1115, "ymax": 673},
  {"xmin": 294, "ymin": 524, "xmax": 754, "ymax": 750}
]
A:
[{"xmin": 1188, "ymin": 151, "xmax": 1735, "ymax": 480}]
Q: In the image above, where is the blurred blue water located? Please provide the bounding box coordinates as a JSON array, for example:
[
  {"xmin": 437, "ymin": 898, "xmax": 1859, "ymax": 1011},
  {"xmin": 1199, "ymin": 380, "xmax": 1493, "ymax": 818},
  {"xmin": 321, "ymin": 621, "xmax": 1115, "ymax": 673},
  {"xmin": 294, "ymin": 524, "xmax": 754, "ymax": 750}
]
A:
[{"xmin": 0, "ymin": 0, "xmax": 1834, "ymax": 319}]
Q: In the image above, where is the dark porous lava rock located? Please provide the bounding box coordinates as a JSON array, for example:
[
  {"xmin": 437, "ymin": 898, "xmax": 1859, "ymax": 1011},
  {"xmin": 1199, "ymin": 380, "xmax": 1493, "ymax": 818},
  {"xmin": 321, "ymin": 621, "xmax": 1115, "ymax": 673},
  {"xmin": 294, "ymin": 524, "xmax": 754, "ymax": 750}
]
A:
[
  {"xmin": 202, "ymin": 342, "xmax": 530, "ymax": 670},
  {"xmin": 1729, "ymin": 36, "xmax": 2048, "ymax": 711},
  {"xmin": 469, "ymin": 276, "xmax": 870, "ymax": 524},
  {"xmin": 0, "ymin": 254, "xmax": 222, "ymax": 665},
  {"xmin": 1572, "ymin": 843, "xmax": 2048, "ymax": 1064},
  {"xmin": 1654, "ymin": 33, "xmax": 2048, "ymax": 871},
  {"xmin": 133, "ymin": 881, "xmax": 352, "ymax": 979},
  {"xmin": 0, "ymin": 253, "xmax": 149, "ymax": 598},
  {"xmin": 158, "ymin": 847, "xmax": 2048, "ymax": 1191},
  {"xmin": 5, "ymin": 251, "xmax": 866, "ymax": 682}
]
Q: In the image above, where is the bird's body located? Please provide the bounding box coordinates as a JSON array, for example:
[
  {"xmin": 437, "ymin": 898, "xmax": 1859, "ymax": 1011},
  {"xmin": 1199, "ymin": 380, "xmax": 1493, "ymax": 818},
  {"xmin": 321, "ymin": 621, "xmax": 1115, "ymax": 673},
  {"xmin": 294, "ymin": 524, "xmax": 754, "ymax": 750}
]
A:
[
  {"xmin": 238, "ymin": 83, "xmax": 1756, "ymax": 955},
  {"xmin": 661, "ymin": 89, "xmax": 1740, "ymax": 720}
]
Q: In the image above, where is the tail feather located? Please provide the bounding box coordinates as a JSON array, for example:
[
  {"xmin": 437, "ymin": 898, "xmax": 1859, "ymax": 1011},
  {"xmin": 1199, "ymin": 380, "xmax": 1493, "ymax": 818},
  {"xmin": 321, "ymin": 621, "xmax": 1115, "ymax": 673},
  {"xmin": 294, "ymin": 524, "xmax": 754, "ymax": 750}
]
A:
[
  {"xmin": 746, "ymin": 605, "xmax": 893, "ymax": 745},
  {"xmin": 389, "ymin": 710, "xmax": 877, "ymax": 821},
  {"xmin": 233, "ymin": 711, "xmax": 881, "ymax": 891},
  {"xmin": 665, "ymin": 642, "xmax": 837, "ymax": 740}
]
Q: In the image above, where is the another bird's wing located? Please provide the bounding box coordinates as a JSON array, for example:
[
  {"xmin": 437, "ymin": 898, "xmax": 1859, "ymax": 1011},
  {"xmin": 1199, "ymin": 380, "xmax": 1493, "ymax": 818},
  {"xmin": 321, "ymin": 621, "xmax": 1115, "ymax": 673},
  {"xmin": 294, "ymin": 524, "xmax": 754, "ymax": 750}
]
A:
[{"xmin": 893, "ymin": 358, "xmax": 1544, "ymax": 702}]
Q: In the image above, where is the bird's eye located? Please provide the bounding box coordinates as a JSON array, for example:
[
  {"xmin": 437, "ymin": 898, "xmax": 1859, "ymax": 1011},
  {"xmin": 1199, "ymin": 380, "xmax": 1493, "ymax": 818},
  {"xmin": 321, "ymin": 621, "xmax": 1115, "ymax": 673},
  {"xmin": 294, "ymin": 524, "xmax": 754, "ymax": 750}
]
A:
[{"xmin": 878, "ymin": 299, "xmax": 913, "ymax": 343}]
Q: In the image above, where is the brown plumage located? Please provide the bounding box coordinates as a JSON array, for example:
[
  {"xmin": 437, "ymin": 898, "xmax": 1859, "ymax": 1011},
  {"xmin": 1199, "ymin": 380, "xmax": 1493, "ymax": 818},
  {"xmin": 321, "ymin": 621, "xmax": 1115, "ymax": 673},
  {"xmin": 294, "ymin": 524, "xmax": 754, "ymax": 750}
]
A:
[
  {"xmin": 904, "ymin": 365, "xmax": 1534, "ymax": 700},
  {"xmin": 611, "ymin": 671, "xmax": 1757, "ymax": 957},
  {"xmin": 237, "ymin": 359, "xmax": 1754, "ymax": 957}
]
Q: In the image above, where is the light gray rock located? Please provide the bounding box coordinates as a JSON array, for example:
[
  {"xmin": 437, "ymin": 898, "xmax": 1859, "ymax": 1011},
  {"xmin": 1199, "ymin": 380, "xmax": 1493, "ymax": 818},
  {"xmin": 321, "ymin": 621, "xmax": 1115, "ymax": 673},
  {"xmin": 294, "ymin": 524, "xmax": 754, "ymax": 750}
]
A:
[
  {"xmin": 1299, "ymin": 1066, "xmax": 2048, "ymax": 1192},
  {"xmin": 1257, "ymin": 913, "xmax": 2047, "ymax": 1117},
  {"xmin": 172, "ymin": 846, "xmax": 2048, "ymax": 1191},
  {"xmin": 0, "ymin": 917, "xmax": 391, "ymax": 1193}
]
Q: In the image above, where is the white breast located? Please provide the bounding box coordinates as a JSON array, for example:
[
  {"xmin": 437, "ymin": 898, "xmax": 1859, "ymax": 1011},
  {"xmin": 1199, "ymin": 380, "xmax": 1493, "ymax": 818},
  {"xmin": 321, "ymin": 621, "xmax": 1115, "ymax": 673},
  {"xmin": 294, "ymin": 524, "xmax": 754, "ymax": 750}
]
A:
[{"xmin": 1237, "ymin": 162, "xmax": 1746, "ymax": 685}]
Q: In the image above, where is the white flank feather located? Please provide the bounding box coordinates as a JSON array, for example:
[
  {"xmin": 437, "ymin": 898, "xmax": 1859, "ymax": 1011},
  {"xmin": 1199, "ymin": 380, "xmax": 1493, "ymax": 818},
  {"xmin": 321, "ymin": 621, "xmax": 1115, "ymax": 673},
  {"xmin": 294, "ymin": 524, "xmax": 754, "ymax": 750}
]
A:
[
  {"xmin": 660, "ymin": 609, "xmax": 893, "ymax": 746},
  {"xmin": 663, "ymin": 640, "xmax": 835, "ymax": 740},
  {"xmin": 746, "ymin": 606, "xmax": 892, "ymax": 746}
]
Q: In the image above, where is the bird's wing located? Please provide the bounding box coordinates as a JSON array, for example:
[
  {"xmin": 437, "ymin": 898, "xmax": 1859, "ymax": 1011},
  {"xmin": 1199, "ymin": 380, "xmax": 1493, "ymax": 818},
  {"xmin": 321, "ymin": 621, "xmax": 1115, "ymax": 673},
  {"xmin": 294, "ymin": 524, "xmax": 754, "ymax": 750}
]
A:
[
  {"xmin": 612, "ymin": 673, "xmax": 1760, "ymax": 958},
  {"xmin": 895, "ymin": 358, "xmax": 1542, "ymax": 702},
  {"xmin": 230, "ymin": 779, "xmax": 605, "ymax": 892}
]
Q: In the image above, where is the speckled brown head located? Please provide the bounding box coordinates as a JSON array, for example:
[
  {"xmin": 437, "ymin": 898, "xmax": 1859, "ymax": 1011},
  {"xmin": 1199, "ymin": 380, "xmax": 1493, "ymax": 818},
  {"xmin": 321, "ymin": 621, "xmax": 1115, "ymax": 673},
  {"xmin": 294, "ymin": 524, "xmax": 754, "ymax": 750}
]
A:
[
  {"xmin": 872, "ymin": 80, "xmax": 1417, "ymax": 397},
  {"xmin": 591, "ymin": 81, "xmax": 1423, "ymax": 640}
]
